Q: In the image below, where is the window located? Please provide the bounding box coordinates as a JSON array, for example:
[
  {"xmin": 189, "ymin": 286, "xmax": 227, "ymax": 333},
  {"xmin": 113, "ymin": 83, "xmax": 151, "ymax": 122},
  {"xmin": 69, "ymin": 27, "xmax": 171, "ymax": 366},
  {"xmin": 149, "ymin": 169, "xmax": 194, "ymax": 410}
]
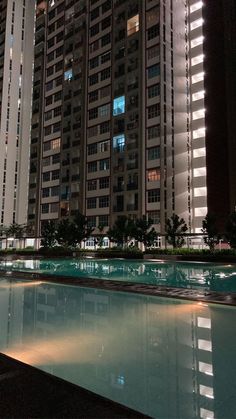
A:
[
  {"xmin": 148, "ymin": 146, "xmax": 160, "ymax": 160},
  {"xmin": 87, "ymin": 216, "xmax": 97, "ymax": 228},
  {"xmin": 42, "ymin": 188, "xmax": 50, "ymax": 198},
  {"xmin": 90, "ymin": 23, "xmax": 99, "ymax": 37},
  {"xmin": 52, "ymin": 154, "xmax": 60, "ymax": 164},
  {"xmin": 64, "ymin": 69, "xmax": 73, "ymax": 81},
  {"xmin": 102, "ymin": 16, "xmax": 111, "ymax": 30},
  {"xmin": 99, "ymin": 104, "xmax": 110, "ymax": 117},
  {"xmin": 99, "ymin": 141, "xmax": 109, "ymax": 152},
  {"xmin": 147, "ymin": 24, "xmax": 159, "ymax": 40},
  {"xmin": 45, "ymin": 110, "xmax": 52, "ymax": 121},
  {"xmin": 51, "ymin": 138, "xmax": 60, "ymax": 149},
  {"xmin": 99, "ymin": 159, "xmax": 109, "ymax": 171},
  {"xmin": 147, "ymin": 7, "xmax": 159, "ymax": 25},
  {"xmin": 147, "ymin": 64, "xmax": 160, "ymax": 78},
  {"xmin": 101, "ymin": 33, "xmax": 111, "ymax": 46},
  {"xmin": 44, "ymin": 126, "xmax": 52, "ymax": 136},
  {"xmin": 54, "ymin": 106, "xmax": 61, "ymax": 117},
  {"xmin": 91, "ymin": 7, "xmax": 99, "ymax": 21},
  {"xmin": 99, "ymin": 215, "xmax": 109, "ymax": 227},
  {"xmin": 88, "ymin": 161, "xmax": 97, "ymax": 173},
  {"xmin": 113, "ymin": 134, "xmax": 125, "ymax": 151},
  {"xmin": 148, "ymin": 189, "xmax": 160, "ymax": 203},
  {"xmin": 147, "ymin": 45, "xmax": 160, "ymax": 60},
  {"xmin": 43, "ymin": 156, "xmax": 50, "ymax": 166},
  {"xmin": 90, "ymin": 56, "xmax": 99, "ymax": 69},
  {"xmin": 147, "ymin": 210, "xmax": 160, "ymax": 224},
  {"xmin": 42, "ymin": 203, "xmax": 49, "ymax": 213},
  {"xmin": 148, "ymin": 125, "xmax": 160, "ymax": 139},
  {"xmin": 42, "ymin": 172, "xmax": 50, "ymax": 182},
  {"xmin": 101, "ymin": 52, "xmax": 111, "ymax": 64},
  {"xmin": 148, "ymin": 104, "xmax": 160, "ymax": 119},
  {"xmin": 46, "ymin": 81, "xmax": 53, "ymax": 91},
  {"xmin": 147, "ymin": 168, "xmax": 160, "ymax": 181},
  {"xmin": 99, "ymin": 196, "xmax": 109, "ymax": 208},
  {"xmin": 148, "ymin": 84, "xmax": 160, "ymax": 98},
  {"xmin": 127, "ymin": 14, "xmax": 139, "ymax": 36},
  {"xmin": 54, "ymin": 91, "xmax": 62, "ymax": 102},
  {"xmin": 51, "ymin": 186, "xmax": 59, "ymax": 196},
  {"xmin": 43, "ymin": 141, "xmax": 51, "ymax": 151},
  {"xmin": 89, "ymin": 90, "xmax": 99, "ymax": 103},
  {"xmin": 51, "ymin": 169, "xmax": 60, "ymax": 180},
  {"xmin": 100, "ymin": 121, "xmax": 110, "ymax": 134},
  {"xmin": 99, "ymin": 177, "xmax": 109, "ymax": 189},
  {"xmin": 53, "ymin": 122, "xmax": 61, "ymax": 132},
  {"xmin": 51, "ymin": 203, "xmax": 59, "ymax": 213},
  {"xmin": 88, "ymin": 180, "xmax": 97, "ymax": 191},
  {"xmin": 100, "ymin": 67, "xmax": 111, "ymax": 81},
  {"xmin": 88, "ymin": 143, "xmax": 97, "ymax": 155},
  {"xmin": 46, "ymin": 95, "xmax": 53, "ymax": 106},
  {"xmin": 89, "ymin": 108, "xmax": 98, "ymax": 120},
  {"xmin": 88, "ymin": 125, "xmax": 98, "ymax": 137},
  {"xmin": 89, "ymin": 73, "xmax": 99, "ymax": 86},
  {"xmin": 87, "ymin": 198, "xmax": 96, "ymax": 209},
  {"xmin": 100, "ymin": 85, "xmax": 110, "ymax": 98},
  {"xmin": 113, "ymin": 96, "xmax": 125, "ymax": 116}
]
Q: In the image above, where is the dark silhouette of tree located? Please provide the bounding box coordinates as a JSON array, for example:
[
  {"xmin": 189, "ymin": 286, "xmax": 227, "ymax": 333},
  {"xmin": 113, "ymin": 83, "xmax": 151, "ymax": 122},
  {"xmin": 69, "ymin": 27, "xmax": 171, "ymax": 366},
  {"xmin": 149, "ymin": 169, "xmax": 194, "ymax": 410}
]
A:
[
  {"xmin": 225, "ymin": 212, "xmax": 236, "ymax": 248},
  {"xmin": 108, "ymin": 216, "xmax": 135, "ymax": 248},
  {"xmin": 56, "ymin": 219, "xmax": 77, "ymax": 248},
  {"xmin": 133, "ymin": 216, "xmax": 157, "ymax": 248},
  {"xmin": 201, "ymin": 213, "xmax": 220, "ymax": 251},
  {"xmin": 73, "ymin": 210, "xmax": 94, "ymax": 247},
  {"xmin": 165, "ymin": 214, "xmax": 188, "ymax": 248},
  {"xmin": 41, "ymin": 220, "xmax": 57, "ymax": 248}
]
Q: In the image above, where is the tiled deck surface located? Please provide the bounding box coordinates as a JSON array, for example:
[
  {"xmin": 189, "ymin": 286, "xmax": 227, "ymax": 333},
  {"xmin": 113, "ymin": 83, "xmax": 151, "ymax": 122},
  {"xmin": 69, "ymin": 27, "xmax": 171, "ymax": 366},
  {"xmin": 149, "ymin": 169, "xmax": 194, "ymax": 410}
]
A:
[{"xmin": 0, "ymin": 353, "xmax": 148, "ymax": 418}]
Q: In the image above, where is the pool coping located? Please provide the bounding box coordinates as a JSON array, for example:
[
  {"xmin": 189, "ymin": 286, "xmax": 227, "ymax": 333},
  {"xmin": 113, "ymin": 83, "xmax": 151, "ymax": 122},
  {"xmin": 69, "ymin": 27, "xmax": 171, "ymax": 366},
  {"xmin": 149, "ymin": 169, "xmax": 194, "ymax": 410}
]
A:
[
  {"xmin": 1, "ymin": 269, "xmax": 236, "ymax": 307},
  {"xmin": 0, "ymin": 353, "xmax": 148, "ymax": 418}
]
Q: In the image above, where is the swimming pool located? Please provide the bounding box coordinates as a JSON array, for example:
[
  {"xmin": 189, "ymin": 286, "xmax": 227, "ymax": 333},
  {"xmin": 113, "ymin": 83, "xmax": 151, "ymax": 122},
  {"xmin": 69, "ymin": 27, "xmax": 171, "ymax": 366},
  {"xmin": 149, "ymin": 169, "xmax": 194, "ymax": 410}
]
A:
[
  {"xmin": 0, "ymin": 277, "xmax": 235, "ymax": 418},
  {"xmin": 1, "ymin": 258, "xmax": 236, "ymax": 292}
]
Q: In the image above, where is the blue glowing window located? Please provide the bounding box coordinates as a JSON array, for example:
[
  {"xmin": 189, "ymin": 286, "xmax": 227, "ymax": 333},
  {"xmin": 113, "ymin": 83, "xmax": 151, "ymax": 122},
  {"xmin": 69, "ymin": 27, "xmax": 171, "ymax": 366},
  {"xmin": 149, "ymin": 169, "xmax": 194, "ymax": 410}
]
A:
[
  {"xmin": 64, "ymin": 69, "xmax": 73, "ymax": 81},
  {"xmin": 113, "ymin": 96, "xmax": 125, "ymax": 116},
  {"xmin": 113, "ymin": 134, "xmax": 125, "ymax": 151}
]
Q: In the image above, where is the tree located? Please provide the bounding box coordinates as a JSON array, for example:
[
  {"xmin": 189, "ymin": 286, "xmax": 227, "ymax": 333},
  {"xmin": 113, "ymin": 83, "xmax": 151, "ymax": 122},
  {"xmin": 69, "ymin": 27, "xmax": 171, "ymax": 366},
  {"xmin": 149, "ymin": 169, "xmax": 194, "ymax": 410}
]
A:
[
  {"xmin": 201, "ymin": 213, "xmax": 219, "ymax": 251},
  {"xmin": 225, "ymin": 212, "xmax": 236, "ymax": 248},
  {"xmin": 133, "ymin": 216, "xmax": 157, "ymax": 248},
  {"xmin": 165, "ymin": 214, "xmax": 188, "ymax": 248},
  {"xmin": 95, "ymin": 225, "xmax": 107, "ymax": 248},
  {"xmin": 55, "ymin": 219, "xmax": 77, "ymax": 248},
  {"xmin": 108, "ymin": 216, "xmax": 135, "ymax": 248},
  {"xmin": 41, "ymin": 220, "xmax": 57, "ymax": 248},
  {"xmin": 73, "ymin": 210, "xmax": 94, "ymax": 247}
]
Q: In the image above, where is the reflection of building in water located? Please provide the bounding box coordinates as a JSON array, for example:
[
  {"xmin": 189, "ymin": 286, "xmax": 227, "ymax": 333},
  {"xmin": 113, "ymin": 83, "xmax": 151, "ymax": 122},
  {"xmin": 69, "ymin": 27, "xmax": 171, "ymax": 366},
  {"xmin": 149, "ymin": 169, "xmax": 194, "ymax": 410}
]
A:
[
  {"xmin": 0, "ymin": 281, "xmax": 24, "ymax": 349},
  {"xmin": 3, "ymin": 282, "xmax": 236, "ymax": 418}
]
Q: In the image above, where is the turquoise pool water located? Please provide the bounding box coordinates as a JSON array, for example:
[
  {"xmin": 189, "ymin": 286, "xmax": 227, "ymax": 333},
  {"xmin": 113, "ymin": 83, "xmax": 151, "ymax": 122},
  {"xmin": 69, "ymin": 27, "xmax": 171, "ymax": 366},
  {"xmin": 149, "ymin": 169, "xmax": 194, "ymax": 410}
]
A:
[
  {"xmin": 1, "ymin": 258, "xmax": 236, "ymax": 292},
  {"xmin": 0, "ymin": 277, "xmax": 235, "ymax": 418}
]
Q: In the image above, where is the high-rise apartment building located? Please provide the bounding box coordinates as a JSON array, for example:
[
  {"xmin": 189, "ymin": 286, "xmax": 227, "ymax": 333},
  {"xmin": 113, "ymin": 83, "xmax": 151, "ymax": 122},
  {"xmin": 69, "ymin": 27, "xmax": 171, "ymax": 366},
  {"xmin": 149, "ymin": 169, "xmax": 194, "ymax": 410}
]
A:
[
  {"xmin": 28, "ymin": 0, "xmax": 225, "ymax": 239},
  {"xmin": 0, "ymin": 0, "xmax": 35, "ymax": 226}
]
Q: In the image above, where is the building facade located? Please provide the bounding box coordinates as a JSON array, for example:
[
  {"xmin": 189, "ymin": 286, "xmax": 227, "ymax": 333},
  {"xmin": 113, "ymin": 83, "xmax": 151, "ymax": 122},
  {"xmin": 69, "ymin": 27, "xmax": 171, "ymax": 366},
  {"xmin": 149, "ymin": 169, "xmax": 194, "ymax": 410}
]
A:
[
  {"xmin": 28, "ymin": 0, "xmax": 210, "ymax": 238},
  {"xmin": 0, "ymin": 0, "xmax": 35, "ymax": 227}
]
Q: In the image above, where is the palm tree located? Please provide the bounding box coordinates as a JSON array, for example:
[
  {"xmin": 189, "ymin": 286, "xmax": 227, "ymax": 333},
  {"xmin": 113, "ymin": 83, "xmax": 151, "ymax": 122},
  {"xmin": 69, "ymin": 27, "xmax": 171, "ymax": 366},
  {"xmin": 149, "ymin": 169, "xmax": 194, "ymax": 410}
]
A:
[{"xmin": 165, "ymin": 214, "xmax": 188, "ymax": 248}]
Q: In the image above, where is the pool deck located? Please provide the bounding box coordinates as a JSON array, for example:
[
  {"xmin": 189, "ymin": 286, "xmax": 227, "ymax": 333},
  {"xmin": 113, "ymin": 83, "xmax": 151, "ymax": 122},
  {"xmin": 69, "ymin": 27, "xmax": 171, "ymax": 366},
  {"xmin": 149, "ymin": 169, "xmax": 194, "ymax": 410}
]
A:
[
  {"xmin": 1, "ymin": 269, "xmax": 236, "ymax": 306},
  {"xmin": 0, "ymin": 352, "xmax": 148, "ymax": 418}
]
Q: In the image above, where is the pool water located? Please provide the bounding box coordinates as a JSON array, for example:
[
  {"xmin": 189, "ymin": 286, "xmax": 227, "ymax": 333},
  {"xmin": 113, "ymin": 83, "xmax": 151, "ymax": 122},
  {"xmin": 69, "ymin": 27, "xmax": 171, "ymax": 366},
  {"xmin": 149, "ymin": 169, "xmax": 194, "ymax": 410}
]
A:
[
  {"xmin": 0, "ymin": 277, "xmax": 236, "ymax": 418},
  {"xmin": 1, "ymin": 258, "xmax": 236, "ymax": 292}
]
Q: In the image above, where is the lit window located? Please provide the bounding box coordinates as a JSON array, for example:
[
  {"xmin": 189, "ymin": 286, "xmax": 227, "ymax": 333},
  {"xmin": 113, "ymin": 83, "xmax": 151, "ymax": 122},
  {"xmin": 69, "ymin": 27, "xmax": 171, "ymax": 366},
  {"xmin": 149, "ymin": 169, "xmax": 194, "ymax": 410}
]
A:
[
  {"xmin": 190, "ymin": 18, "xmax": 204, "ymax": 31},
  {"xmin": 147, "ymin": 169, "xmax": 160, "ymax": 182},
  {"xmin": 193, "ymin": 167, "xmax": 206, "ymax": 177},
  {"xmin": 192, "ymin": 90, "xmax": 205, "ymax": 101},
  {"xmin": 194, "ymin": 187, "xmax": 207, "ymax": 197},
  {"xmin": 64, "ymin": 69, "xmax": 73, "ymax": 81},
  {"xmin": 198, "ymin": 362, "xmax": 213, "ymax": 376},
  {"xmin": 51, "ymin": 138, "xmax": 60, "ymax": 149},
  {"xmin": 191, "ymin": 35, "xmax": 204, "ymax": 48},
  {"xmin": 195, "ymin": 207, "xmax": 207, "ymax": 217},
  {"xmin": 191, "ymin": 54, "xmax": 204, "ymax": 66},
  {"xmin": 113, "ymin": 134, "xmax": 125, "ymax": 151},
  {"xmin": 193, "ymin": 127, "xmax": 206, "ymax": 139},
  {"xmin": 192, "ymin": 109, "xmax": 205, "ymax": 120},
  {"xmin": 127, "ymin": 14, "xmax": 139, "ymax": 36},
  {"xmin": 191, "ymin": 72, "xmax": 204, "ymax": 84},
  {"xmin": 190, "ymin": 1, "xmax": 203, "ymax": 13},
  {"xmin": 113, "ymin": 96, "xmax": 125, "ymax": 116},
  {"xmin": 193, "ymin": 147, "xmax": 206, "ymax": 158}
]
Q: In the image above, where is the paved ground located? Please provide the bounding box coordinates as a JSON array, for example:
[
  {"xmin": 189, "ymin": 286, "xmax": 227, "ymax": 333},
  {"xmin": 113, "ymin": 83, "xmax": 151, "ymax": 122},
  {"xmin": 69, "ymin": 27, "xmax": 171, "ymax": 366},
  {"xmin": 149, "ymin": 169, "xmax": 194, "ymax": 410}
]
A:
[{"xmin": 0, "ymin": 353, "xmax": 148, "ymax": 419}]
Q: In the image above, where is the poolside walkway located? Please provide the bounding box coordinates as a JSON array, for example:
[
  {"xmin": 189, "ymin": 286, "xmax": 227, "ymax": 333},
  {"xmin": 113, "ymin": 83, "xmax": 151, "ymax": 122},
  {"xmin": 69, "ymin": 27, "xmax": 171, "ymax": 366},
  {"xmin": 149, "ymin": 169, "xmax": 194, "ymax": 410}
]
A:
[{"xmin": 0, "ymin": 353, "xmax": 148, "ymax": 418}]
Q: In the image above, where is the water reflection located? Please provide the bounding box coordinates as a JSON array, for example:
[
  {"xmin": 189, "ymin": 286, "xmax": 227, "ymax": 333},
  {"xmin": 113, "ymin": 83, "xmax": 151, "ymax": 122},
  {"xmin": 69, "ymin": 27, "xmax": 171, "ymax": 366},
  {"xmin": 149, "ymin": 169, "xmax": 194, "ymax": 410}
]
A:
[
  {"xmin": 0, "ymin": 279, "xmax": 236, "ymax": 418},
  {"xmin": 1, "ymin": 259, "xmax": 236, "ymax": 292}
]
